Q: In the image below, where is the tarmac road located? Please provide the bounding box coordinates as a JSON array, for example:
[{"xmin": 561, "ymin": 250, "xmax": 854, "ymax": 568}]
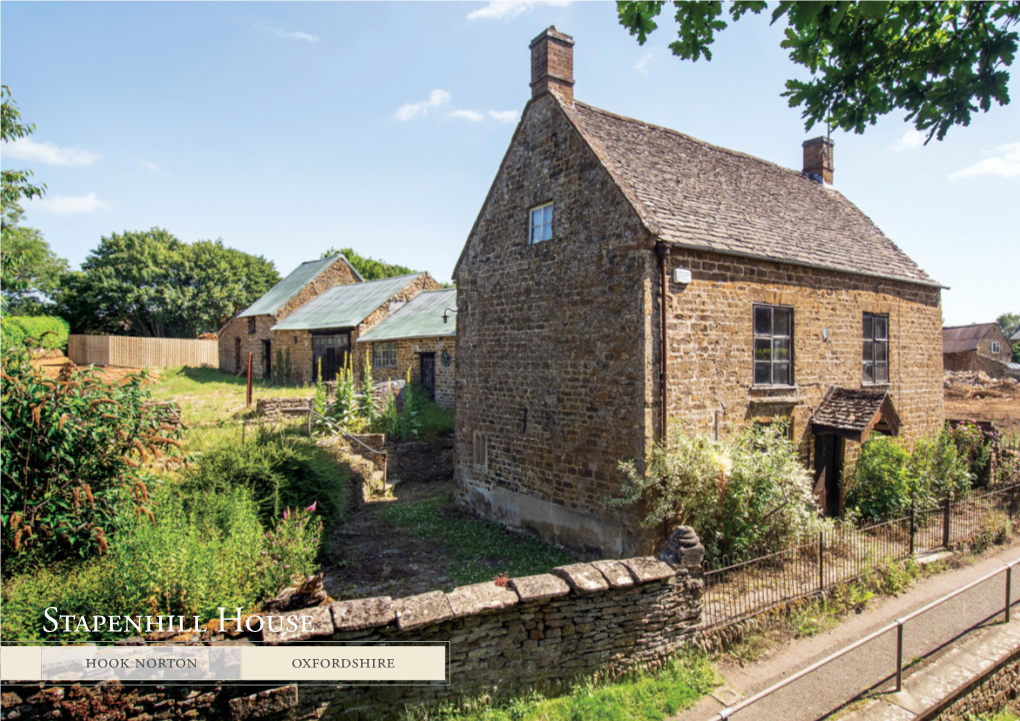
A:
[{"xmin": 673, "ymin": 538, "xmax": 1020, "ymax": 721}]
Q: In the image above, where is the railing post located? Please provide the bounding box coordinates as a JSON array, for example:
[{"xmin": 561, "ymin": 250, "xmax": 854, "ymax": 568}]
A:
[
  {"xmin": 909, "ymin": 501, "xmax": 916, "ymax": 558},
  {"xmin": 942, "ymin": 492, "xmax": 951, "ymax": 549},
  {"xmin": 895, "ymin": 621, "xmax": 904, "ymax": 692},
  {"xmin": 819, "ymin": 531, "xmax": 825, "ymax": 592},
  {"xmin": 1007, "ymin": 565, "xmax": 1012, "ymax": 624}
]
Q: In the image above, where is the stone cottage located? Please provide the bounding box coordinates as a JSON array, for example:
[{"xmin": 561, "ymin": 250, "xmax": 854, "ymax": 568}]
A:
[
  {"xmin": 271, "ymin": 272, "xmax": 441, "ymax": 384},
  {"xmin": 942, "ymin": 323, "xmax": 1015, "ymax": 375},
  {"xmin": 452, "ymin": 27, "xmax": 945, "ymax": 558},
  {"xmin": 356, "ymin": 288, "xmax": 457, "ymax": 408},
  {"xmin": 218, "ymin": 254, "xmax": 362, "ymax": 378}
]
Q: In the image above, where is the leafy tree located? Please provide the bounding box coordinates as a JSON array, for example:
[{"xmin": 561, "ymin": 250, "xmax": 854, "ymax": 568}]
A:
[
  {"xmin": 321, "ymin": 247, "xmax": 417, "ymax": 281},
  {"xmin": 617, "ymin": 1, "xmax": 1020, "ymax": 142},
  {"xmin": 996, "ymin": 311, "xmax": 1020, "ymax": 337},
  {"xmin": 1, "ymin": 208, "xmax": 70, "ymax": 314},
  {"xmin": 57, "ymin": 230, "xmax": 280, "ymax": 338}
]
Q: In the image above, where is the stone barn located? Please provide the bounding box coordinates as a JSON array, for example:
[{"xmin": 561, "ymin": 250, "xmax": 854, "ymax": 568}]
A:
[
  {"xmin": 218, "ymin": 254, "xmax": 362, "ymax": 378},
  {"xmin": 942, "ymin": 323, "xmax": 1015, "ymax": 375},
  {"xmin": 357, "ymin": 288, "xmax": 457, "ymax": 409},
  {"xmin": 270, "ymin": 272, "xmax": 441, "ymax": 384},
  {"xmin": 452, "ymin": 27, "xmax": 945, "ymax": 558}
]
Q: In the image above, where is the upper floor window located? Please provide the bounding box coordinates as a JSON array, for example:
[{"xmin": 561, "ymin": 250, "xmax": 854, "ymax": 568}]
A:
[
  {"xmin": 373, "ymin": 341, "xmax": 397, "ymax": 368},
  {"xmin": 863, "ymin": 313, "xmax": 889, "ymax": 384},
  {"xmin": 247, "ymin": 317, "xmax": 256, "ymax": 335},
  {"xmin": 992, "ymin": 341, "xmax": 1001, "ymax": 354},
  {"xmin": 529, "ymin": 203, "xmax": 553, "ymax": 244},
  {"xmin": 753, "ymin": 305, "xmax": 793, "ymax": 386}
]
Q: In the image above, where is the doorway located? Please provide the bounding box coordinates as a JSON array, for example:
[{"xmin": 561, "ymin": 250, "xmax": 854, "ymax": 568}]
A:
[
  {"xmin": 263, "ymin": 340, "xmax": 272, "ymax": 379},
  {"xmin": 813, "ymin": 434, "xmax": 843, "ymax": 517},
  {"xmin": 419, "ymin": 352, "xmax": 436, "ymax": 401},
  {"xmin": 312, "ymin": 333, "xmax": 350, "ymax": 382}
]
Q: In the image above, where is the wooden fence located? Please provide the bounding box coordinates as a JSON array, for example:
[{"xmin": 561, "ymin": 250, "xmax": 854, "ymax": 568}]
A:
[{"xmin": 67, "ymin": 335, "xmax": 218, "ymax": 368}]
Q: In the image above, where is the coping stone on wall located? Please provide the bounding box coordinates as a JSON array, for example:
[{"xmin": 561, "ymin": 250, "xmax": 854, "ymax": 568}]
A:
[
  {"xmin": 228, "ymin": 685, "xmax": 299, "ymax": 721},
  {"xmin": 393, "ymin": 591, "xmax": 455, "ymax": 631},
  {"xmin": 331, "ymin": 597, "xmax": 395, "ymax": 632},
  {"xmin": 553, "ymin": 563, "xmax": 611, "ymax": 594},
  {"xmin": 589, "ymin": 560, "xmax": 636, "ymax": 588},
  {"xmin": 261, "ymin": 606, "xmax": 333, "ymax": 644},
  {"xmin": 621, "ymin": 557, "xmax": 676, "ymax": 583},
  {"xmin": 508, "ymin": 573, "xmax": 571, "ymax": 602},
  {"xmin": 447, "ymin": 582, "xmax": 520, "ymax": 618}
]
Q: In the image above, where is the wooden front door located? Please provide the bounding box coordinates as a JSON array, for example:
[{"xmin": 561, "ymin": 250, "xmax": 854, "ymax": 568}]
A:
[
  {"xmin": 813, "ymin": 434, "xmax": 843, "ymax": 517},
  {"xmin": 263, "ymin": 339, "xmax": 272, "ymax": 379},
  {"xmin": 312, "ymin": 333, "xmax": 350, "ymax": 382},
  {"xmin": 419, "ymin": 353, "xmax": 436, "ymax": 400}
]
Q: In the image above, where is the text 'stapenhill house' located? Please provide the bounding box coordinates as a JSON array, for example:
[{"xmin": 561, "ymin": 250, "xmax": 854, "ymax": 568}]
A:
[{"xmin": 453, "ymin": 28, "xmax": 945, "ymax": 558}]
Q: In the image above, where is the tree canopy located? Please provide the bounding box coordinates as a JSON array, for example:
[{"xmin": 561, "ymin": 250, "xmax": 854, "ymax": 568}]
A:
[
  {"xmin": 996, "ymin": 311, "xmax": 1019, "ymax": 337},
  {"xmin": 57, "ymin": 230, "xmax": 281, "ymax": 338},
  {"xmin": 1, "ymin": 208, "xmax": 70, "ymax": 315},
  {"xmin": 321, "ymin": 247, "xmax": 417, "ymax": 281},
  {"xmin": 617, "ymin": 1, "xmax": 1020, "ymax": 142}
]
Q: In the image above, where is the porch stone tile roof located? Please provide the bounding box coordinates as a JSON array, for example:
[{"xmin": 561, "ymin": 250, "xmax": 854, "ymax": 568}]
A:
[
  {"xmin": 271, "ymin": 273, "xmax": 422, "ymax": 331},
  {"xmin": 239, "ymin": 254, "xmax": 362, "ymax": 318},
  {"xmin": 560, "ymin": 99, "xmax": 938, "ymax": 288},
  {"xmin": 811, "ymin": 387, "xmax": 890, "ymax": 437},
  {"xmin": 356, "ymin": 289, "xmax": 457, "ymax": 343}
]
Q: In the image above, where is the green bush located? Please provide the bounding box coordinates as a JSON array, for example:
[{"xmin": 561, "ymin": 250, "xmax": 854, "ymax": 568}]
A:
[
  {"xmin": 375, "ymin": 382, "xmax": 454, "ymax": 442},
  {"xmin": 1, "ymin": 343, "xmax": 184, "ymax": 575},
  {"xmin": 908, "ymin": 426, "xmax": 972, "ymax": 507},
  {"xmin": 949, "ymin": 421, "xmax": 996, "ymax": 487},
  {"xmin": 182, "ymin": 425, "xmax": 346, "ymax": 535},
  {"xmin": 0, "ymin": 480, "xmax": 321, "ymax": 643},
  {"xmin": 0, "ymin": 315, "xmax": 69, "ymax": 354},
  {"xmin": 846, "ymin": 436, "xmax": 913, "ymax": 520},
  {"xmin": 616, "ymin": 421, "xmax": 829, "ymax": 561}
]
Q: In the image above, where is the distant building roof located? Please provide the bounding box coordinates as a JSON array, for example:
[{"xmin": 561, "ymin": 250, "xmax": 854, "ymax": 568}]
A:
[
  {"xmin": 239, "ymin": 254, "xmax": 363, "ymax": 318},
  {"xmin": 942, "ymin": 323, "xmax": 1000, "ymax": 353},
  {"xmin": 558, "ymin": 99, "xmax": 939, "ymax": 288},
  {"xmin": 357, "ymin": 289, "xmax": 457, "ymax": 343},
  {"xmin": 1011, "ymin": 327, "xmax": 1020, "ymax": 342},
  {"xmin": 271, "ymin": 273, "xmax": 423, "ymax": 331}
]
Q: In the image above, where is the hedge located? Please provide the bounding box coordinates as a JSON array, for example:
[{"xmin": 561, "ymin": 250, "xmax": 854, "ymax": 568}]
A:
[{"xmin": 0, "ymin": 316, "xmax": 70, "ymax": 354}]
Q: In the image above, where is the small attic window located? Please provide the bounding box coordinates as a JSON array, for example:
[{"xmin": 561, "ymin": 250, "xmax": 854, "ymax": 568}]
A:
[
  {"xmin": 529, "ymin": 203, "xmax": 553, "ymax": 244},
  {"xmin": 247, "ymin": 317, "xmax": 256, "ymax": 335}
]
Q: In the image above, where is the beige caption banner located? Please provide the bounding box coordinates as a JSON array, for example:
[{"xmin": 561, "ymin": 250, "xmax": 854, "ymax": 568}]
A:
[{"xmin": 0, "ymin": 645, "xmax": 447, "ymax": 683}]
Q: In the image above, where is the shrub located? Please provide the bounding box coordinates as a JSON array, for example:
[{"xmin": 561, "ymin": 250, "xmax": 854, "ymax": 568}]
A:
[
  {"xmin": 0, "ymin": 315, "xmax": 69, "ymax": 354},
  {"xmin": 1, "ymin": 344, "xmax": 184, "ymax": 575},
  {"xmin": 846, "ymin": 436, "xmax": 913, "ymax": 521},
  {"xmin": 907, "ymin": 426, "xmax": 972, "ymax": 507},
  {"xmin": 949, "ymin": 420, "xmax": 995, "ymax": 488},
  {"xmin": 616, "ymin": 421, "xmax": 827, "ymax": 561}
]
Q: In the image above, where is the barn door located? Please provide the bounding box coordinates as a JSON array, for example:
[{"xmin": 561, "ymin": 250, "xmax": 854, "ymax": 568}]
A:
[
  {"xmin": 813, "ymin": 434, "xmax": 843, "ymax": 517},
  {"xmin": 263, "ymin": 339, "xmax": 272, "ymax": 378},
  {"xmin": 419, "ymin": 353, "xmax": 436, "ymax": 401},
  {"xmin": 312, "ymin": 333, "xmax": 350, "ymax": 382}
]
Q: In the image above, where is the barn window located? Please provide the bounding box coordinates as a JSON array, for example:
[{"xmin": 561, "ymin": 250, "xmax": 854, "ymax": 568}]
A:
[
  {"xmin": 753, "ymin": 305, "xmax": 794, "ymax": 386},
  {"xmin": 247, "ymin": 317, "xmax": 256, "ymax": 335},
  {"xmin": 473, "ymin": 431, "xmax": 488, "ymax": 470},
  {"xmin": 374, "ymin": 342, "xmax": 397, "ymax": 368},
  {"xmin": 529, "ymin": 203, "xmax": 553, "ymax": 244},
  {"xmin": 992, "ymin": 341, "xmax": 1001, "ymax": 354},
  {"xmin": 863, "ymin": 313, "xmax": 889, "ymax": 384}
]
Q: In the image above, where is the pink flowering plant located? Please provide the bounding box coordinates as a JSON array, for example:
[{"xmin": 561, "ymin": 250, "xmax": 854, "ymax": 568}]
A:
[{"xmin": 260, "ymin": 502, "xmax": 322, "ymax": 591}]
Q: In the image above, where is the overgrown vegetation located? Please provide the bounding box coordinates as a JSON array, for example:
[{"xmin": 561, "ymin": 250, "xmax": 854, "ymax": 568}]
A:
[
  {"xmin": 615, "ymin": 421, "xmax": 829, "ymax": 562},
  {"xmin": 0, "ymin": 315, "xmax": 69, "ymax": 354},
  {"xmin": 403, "ymin": 652, "xmax": 719, "ymax": 721}
]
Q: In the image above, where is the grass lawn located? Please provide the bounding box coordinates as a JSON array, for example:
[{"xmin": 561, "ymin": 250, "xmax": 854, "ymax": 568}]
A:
[{"xmin": 405, "ymin": 653, "xmax": 719, "ymax": 721}]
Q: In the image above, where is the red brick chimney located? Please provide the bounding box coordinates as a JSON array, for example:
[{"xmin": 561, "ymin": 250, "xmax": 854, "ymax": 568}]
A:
[
  {"xmin": 802, "ymin": 136, "xmax": 834, "ymax": 184},
  {"xmin": 530, "ymin": 27, "xmax": 575, "ymax": 104}
]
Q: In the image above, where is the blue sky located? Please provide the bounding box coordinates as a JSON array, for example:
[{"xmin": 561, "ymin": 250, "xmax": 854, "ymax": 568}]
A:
[{"xmin": 2, "ymin": 1, "xmax": 1017, "ymax": 326}]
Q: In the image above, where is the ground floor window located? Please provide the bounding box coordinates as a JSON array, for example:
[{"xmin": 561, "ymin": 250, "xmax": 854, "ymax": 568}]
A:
[{"xmin": 373, "ymin": 341, "xmax": 397, "ymax": 368}]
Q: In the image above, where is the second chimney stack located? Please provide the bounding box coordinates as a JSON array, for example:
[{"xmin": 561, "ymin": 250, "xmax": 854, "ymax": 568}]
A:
[
  {"xmin": 803, "ymin": 137, "xmax": 834, "ymax": 185},
  {"xmin": 530, "ymin": 27, "xmax": 575, "ymax": 104}
]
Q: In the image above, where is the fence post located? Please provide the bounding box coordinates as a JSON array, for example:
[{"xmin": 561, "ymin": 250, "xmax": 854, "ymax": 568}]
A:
[
  {"xmin": 942, "ymin": 492, "xmax": 951, "ymax": 550},
  {"xmin": 895, "ymin": 621, "xmax": 904, "ymax": 692},
  {"xmin": 819, "ymin": 531, "xmax": 825, "ymax": 593},
  {"xmin": 909, "ymin": 501, "xmax": 916, "ymax": 558}
]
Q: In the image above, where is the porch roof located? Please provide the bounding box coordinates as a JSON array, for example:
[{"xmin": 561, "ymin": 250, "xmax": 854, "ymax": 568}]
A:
[{"xmin": 810, "ymin": 387, "xmax": 900, "ymax": 442}]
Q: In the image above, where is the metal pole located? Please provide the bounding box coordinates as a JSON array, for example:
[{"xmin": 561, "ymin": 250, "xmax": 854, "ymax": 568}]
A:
[
  {"xmin": 942, "ymin": 492, "xmax": 951, "ymax": 549},
  {"xmin": 909, "ymin": 501, "xmax": 916, "ymax": 558},
  {"xmin": 1007, "ymin": 565, "xmax": 1012, "ymax": 624},
  {"xmin": 895, "ymin": 622, "xmax": 904, "ymax": 692},
  {"xmin": 819, "ymin": 531, "xmax": 825, "ymax": 592}
]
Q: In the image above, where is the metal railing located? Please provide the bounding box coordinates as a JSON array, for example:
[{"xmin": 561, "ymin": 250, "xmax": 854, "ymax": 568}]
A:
[
  {"xmin": 714, "ymin": 558, "xmax": 1019, "ymax": 720},
  {"xmin": 701, "ymin": 483, "xmax": 1020, "ymax": 631},
  {"xmin": 306, "ymin": 407, "xmax": 388, "ymax": 485}
]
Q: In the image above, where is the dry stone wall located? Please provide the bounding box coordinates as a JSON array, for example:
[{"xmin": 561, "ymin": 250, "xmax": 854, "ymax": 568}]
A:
[{"xmin": 1, "ymin": 535, "xmax": 705, "ymax": 721}]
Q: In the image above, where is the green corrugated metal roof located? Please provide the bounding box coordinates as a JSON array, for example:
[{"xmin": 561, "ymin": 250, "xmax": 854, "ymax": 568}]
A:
[
  {"xmin": 271, "ymin": 273, "xmax": 423, "ymax": 331},
  {"xmin": 357, "ymin": 289, "xmax": 457, "ymax": 343},
  {"xmin": 239, "ymin": 255, "xmax": 362, "ymax": 318}
]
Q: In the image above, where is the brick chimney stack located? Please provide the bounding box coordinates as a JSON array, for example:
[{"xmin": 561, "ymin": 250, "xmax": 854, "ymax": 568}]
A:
[
  {"xmin": 530, "ymin": 27, "xmax": 575, "ymax": 104},
  {"xmin": 802, "ymin": 136, "xmax": 834, "ymax": 184}
]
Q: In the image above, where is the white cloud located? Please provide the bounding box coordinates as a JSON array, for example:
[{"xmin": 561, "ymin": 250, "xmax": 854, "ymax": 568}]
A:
[
  {"xmin": 889, "ymin": 129, "xmax": 926, "ymax": 153},
  {"xmin": 395, "ymin": 89, "xmax": 451, "ymax": 122},
  {"xmin": 949, "ymin": 142, "xmax": 1020, "ymax": 181},
  {"xmin": 28, "ymin": 192, "xmax": 109, "ymax": 215},
  {"xmin": 449, "ymin": 109, "xmax": 485, "ymax": 122},
  {"xmin": 488, "ymin": 110, "xmax": 520, "ymax": 124},
  {"xmin": 635, "ymin": 52, "xmax": 653, "ymax": 74},
  {"xmin": 137, "ymin": 160, "xmax": 167, "ymax": 176},
  {"xmin": 255, "ymin": 22, "xmax": 319, "ymax": 44},
  {"xmin": 2, "ymin": 137, "xmax": 100, "ymax": 166},
  {"xmin": 467, "ymin": 0, "xmax": 573, "ymax": 21}
]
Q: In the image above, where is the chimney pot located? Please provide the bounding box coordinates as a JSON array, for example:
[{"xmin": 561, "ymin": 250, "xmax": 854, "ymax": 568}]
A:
[
  {"xmin": 802, "ymin": 136, "xmax": 834, "ymax": 184},
  {"xmin": 530, "ymin": 26, "xmax": 575, "ymax": 104}
]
